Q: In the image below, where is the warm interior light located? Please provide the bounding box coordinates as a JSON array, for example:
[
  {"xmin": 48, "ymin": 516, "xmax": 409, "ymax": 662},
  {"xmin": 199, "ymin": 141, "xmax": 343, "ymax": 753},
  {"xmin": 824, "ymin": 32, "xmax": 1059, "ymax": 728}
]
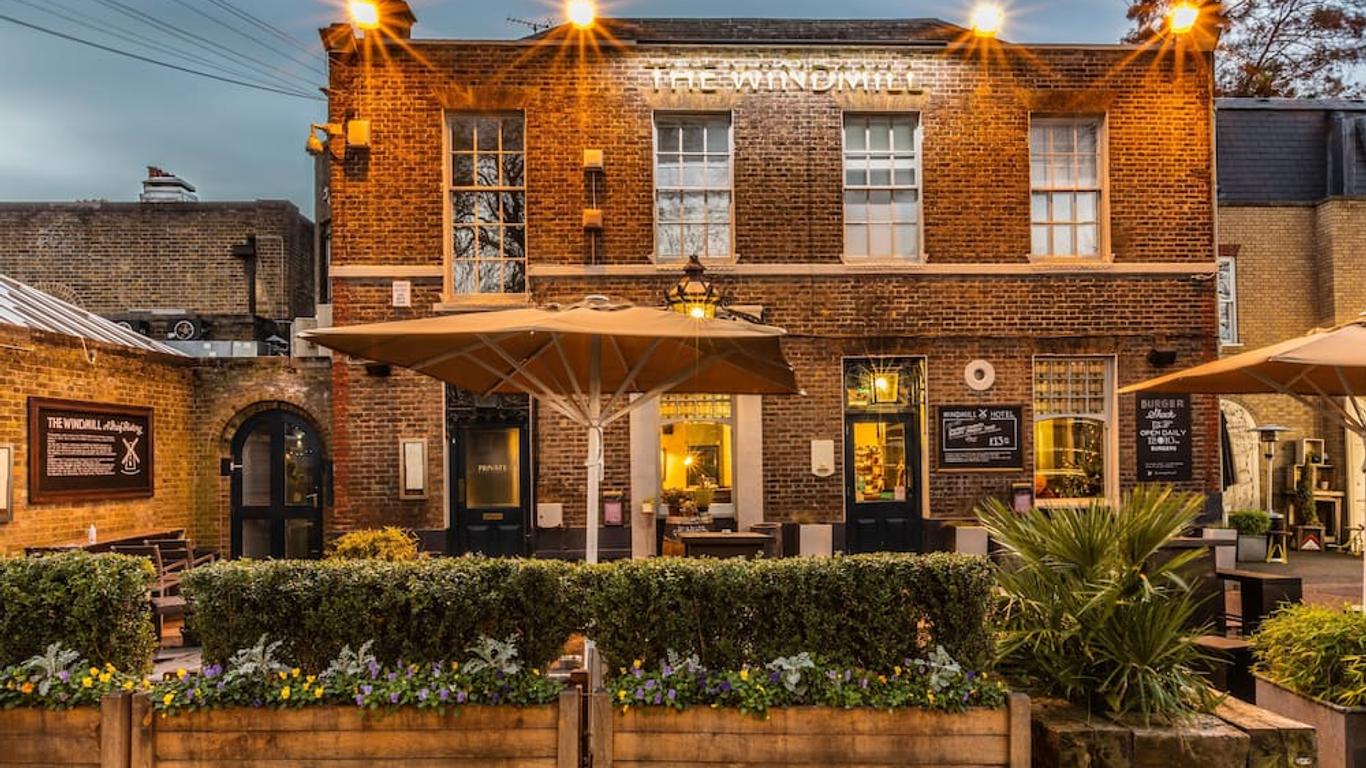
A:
[
  {"xmin": 566, "ymin": 0, "xmax": 596, "ymax": 29},
  {"xmin": 1168, "ymin": 2, "xmax": 1200, "ymax": 34},
  {"xmin": 683, "ymin": 455, "xmax": 694, "ymax": 467},
  {"xmin": 688, "ymin": 305, "xmax": 706, "ymax": 319},
  {"xmin": 349, "ymin": 0, "xmax": 380, "ymax": 29},
  {"xmin": 874, "ymin": 375, "xmax": 890, "ymax": 391},
  {"xmin": 970, "ymin": 4, "xmax": 1004, "ymax": 38}
]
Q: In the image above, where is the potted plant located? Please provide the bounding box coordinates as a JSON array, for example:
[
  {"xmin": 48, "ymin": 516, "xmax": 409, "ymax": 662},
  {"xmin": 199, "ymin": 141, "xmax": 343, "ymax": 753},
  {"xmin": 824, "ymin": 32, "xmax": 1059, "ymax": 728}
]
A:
[
  {"xmin": 1251, "ymin": 604, "xmax": 1366, "ymax": 768},
  {"xmin": 1228, "ymin": 509, "xmax": 1271, "ymax": 562}
]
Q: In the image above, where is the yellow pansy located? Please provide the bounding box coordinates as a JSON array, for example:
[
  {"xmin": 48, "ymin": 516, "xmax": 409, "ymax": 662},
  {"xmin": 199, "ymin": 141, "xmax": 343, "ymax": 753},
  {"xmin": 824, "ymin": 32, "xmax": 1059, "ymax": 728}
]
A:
[
  {"xmin": 617, "ymin": 690, "xmax": 627, "ymax": 701},
  {"xmin": 89, "ymin": 667, "xmax": 100, "ymax": 677},
  {"xmin": 927, "ymin": 692, "xmax": 936, "ymax": 704},
  {"xmin": 175, "ymin": 668, "xmax": 187, "ymax": 680},
  {"xmin": 81, "ymin": 677, "xmax": 93, "ymax": 688},
  {"xmin": 291, "ymin": 668, "xmax": 301, "ymax": 678},
  {"xmin": 877, "ymin": 675, "xmax": 887, "ymax": 685},
  {"xmin": 632, "ymin": 659, "xmax": 642, "ymax": 670},
  {"xmin": 739, "ymin": 668, "xmax": 749, "ymax": 681},
  {"xmin": 105, "ymin": 662, "xmax": 116, "ymax": 672},
  {"xmin": 162, "ymin": 692, "xmax": 175, "ymax": 706},
  {"xmin": 451, "ymin": 661, "xmax": 460, "ymax": 671},
  {"xmin": 121, "ymin": 680, "xmax": 135, "ymax": 691},
  {"xmin": 314, "ymin": 687, "xmax": 324, "ymax": 699},
  {"xmin": 893, "ymin": 666, "xmax": 902, "ymax": 677},
  {"xmin": 277, "ymin": 671, "xmax": 288, "ymax": 680},
  {"xmin": 20, "ymin": 682, "xmax": 34, "ymax": 695},
  {"xmin": 280, "ymin": 686, "xmax": 291, "ymax": 700},
  {"xmin": 532, "ymin": 668, "xmax": 540, "ymax": 676},
  {"xmin": 99, "ymin": 672, "xmax": 112, "ymax": 684},
  {"xmin": 306, "ymin": 675, "xmax": 317, "ymax": 684}
]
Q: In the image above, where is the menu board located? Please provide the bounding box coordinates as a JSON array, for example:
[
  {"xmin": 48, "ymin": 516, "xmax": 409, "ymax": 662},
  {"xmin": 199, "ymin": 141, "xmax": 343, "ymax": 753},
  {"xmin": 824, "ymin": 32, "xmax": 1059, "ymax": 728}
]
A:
[
  {"xmin": 28, "ymin": 398, "xmax": 154, "ymax": 503},
  {"xmin": 938, "ymin": 405, "xmax": 1023, "ymax": 471},
  {"xmin": 1136, "ymin": 394, "xmax": 1192, "ymax": 482}
]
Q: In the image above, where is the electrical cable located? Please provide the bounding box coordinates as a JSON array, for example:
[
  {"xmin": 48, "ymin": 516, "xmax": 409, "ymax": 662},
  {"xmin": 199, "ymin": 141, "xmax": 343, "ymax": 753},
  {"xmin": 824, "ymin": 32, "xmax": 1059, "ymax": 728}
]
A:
[
  {"xmin": 0, "ymin": 13, "xmax": 323, "ymax": 100},
  {"xmin": 166, "ymin": 0, "xmax": 326, "ymax": 79},
  {"xmin": 89, "ymin": 0, "xmax": 320, "ymax": 94},
  {"xmin": 5, "ymin": 0, "xmax": 317, "ymax": 97},
  {"xmin": 203, "ymin": 0, "xmax": 323, "ymax": 68}
]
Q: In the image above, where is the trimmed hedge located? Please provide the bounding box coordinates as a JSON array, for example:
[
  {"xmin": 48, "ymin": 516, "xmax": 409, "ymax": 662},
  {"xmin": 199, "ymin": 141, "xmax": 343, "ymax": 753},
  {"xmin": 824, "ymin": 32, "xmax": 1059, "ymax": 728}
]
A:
[
  {"xmin": 579, "ymin": 553, "xmax": 995, "ymax": 672},
  {"xmin": 0, "ymin": 552, "xmax": 156, "ymax": 672},
  {"xmin": 183, "ymin": 557, "xmax": 583, "ymax": 672}
]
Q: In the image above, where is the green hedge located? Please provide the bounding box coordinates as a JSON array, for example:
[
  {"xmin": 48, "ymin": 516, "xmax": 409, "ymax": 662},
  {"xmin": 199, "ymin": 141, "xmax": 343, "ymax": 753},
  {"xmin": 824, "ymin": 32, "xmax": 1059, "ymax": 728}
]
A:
[
  {"xmin": 183, "ymin": 557, "xmax": 583, "ymax": 672},
  {"xmin": 1253, "ymin": 603, "xmax": 1366, "ymax": 707},
  {"xmin": 0, "ymin": 552, "xmax": 156, "ymax": 672},
  {"xmin": 579, "ymin": 553, "xmax": 995, "ymax": 672}
]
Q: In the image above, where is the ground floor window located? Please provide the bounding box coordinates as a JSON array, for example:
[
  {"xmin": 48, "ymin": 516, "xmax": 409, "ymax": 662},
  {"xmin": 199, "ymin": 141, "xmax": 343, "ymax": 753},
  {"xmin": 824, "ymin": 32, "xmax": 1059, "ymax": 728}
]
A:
[
  {"xmin": 659, "ymin": 394, "xmax": 734, "ymax": 504},
  {"xmin": 1033, "ymin": 356, "xmax": 1113, "ymax": 502}
]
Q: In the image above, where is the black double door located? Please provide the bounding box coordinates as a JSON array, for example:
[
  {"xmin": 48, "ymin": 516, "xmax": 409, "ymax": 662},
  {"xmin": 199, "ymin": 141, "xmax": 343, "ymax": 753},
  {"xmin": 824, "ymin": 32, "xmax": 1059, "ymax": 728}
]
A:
[
  {"xmin": 446, "ymin": 388, "xmax": 532, "ymax": 557},
  {"xmin": 845, "ymin": 412, "xmax": 923, "ymax": 553},
  {"xmin": 230, "ymin": 410, "xmax": 324, "ymax": 559}
]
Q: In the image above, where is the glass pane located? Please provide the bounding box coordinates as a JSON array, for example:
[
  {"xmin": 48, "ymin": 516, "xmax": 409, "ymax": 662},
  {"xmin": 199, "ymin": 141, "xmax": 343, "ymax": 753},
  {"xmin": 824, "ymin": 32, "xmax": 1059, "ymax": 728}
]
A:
[
  {"xmin": 1077, "ymin": 225, "xmax": 1099, "ymax": 256},
  {"xmin": 504, "ymin": 226, "xmax": 525, "ymax": 259},
  {"xmin": 453, "ymin": 192, "xmax": 475, "ymax": 223},
  {"xmin": 476, "ymin": 155, "xmax": 498, "ymax": 187},
  {"xmin": 502, "ymin": 117, "xmax": 524, "ymax": 151},
  {"xmin": 1033, "ymin": 417, "xmax": 1105, "ymax": 500},
  {"xmin": 1031, "ymin": 225, "xmax": 1049, "ymax": 255},
  {"xmin": 892, "ymin": 190, "xmax": 917, "ymax": 221},
  {"xmin": 454, "ymin": 261, "xmax": 476, "ymax": 293},
  {"xmin": 867, "ymin": 190, "xmax": 892, "ymax": 222},
  {"xmin": 505, "ymin": 260, "xmax": 526, "ymax": 293},
  {"xmin": 657, "ymin": 154, "xmax": 680, "ymax": 187},
  {"xmin": 1051, "ymin": 124, "xmax": 1075, "ymax": 152},
  {"xmin": 869, "ymin": 224, "xmax": 892, "ymax": 257},
  {"xmin": 707, "ymin": 225, "xmax": 729, "ymax": 258},
  {"xmin": 464, "ymin": 428, "xmax": 520, "ymax": 508},
  {"xmin": 1029, "ymin": 126, "xmax": 1047, "ymax": 154},
  {"xmin": 476, "ymin": 192, "xmax": 499, "ymax": 223},
  {"xmin": 845, "ymin": 120, "xmax": 866, "ymax": 151},
  {"xmin": 658, "ymin": 191, "xmax": 682, "ymax": 221},
  {"xmin": 452, "ymin": 154, "xmax": 474, "ymax": 187},
  {"xmin": 705, "ymin": 191, "xmax": 730, "ymax": 221},
  {"xmin": 868, "ymin": 155, "xmax": 892, "ymax": 186},
  {"xmin": 845, "ymin": 163, "xmax": 868, "ymax": 187},
  {"xmin": 844, "ymin": 190, "xmax": 868, "ymax": 222},
  {"xmin": 1031, "ymin": 192, "xmax": 1049, "ymax": 222},
  {"xmin": 502, "ymin": 154, "xmax": 525, "ymax": 187},
  {"xmin": 476, "ymin": 118, "xmax": 500, "ymax": 151},
  {"xmin": 1076, "ymin": 192, "xmax": 1098, "ymax": 222},
  {"xmin": 852, "ymin": 421, "xmax": 907, "ymax": 503},
  {"xmin": 868, "ymin": 119, "xmax": 891, "ymax": 151},
  {"xmin": 283, "ymin": 423, "xmax": 317, "ymax": 506},
  {"xmin": 891, "ymin": 119, "xmax": 914, "ymax": 152},
  {"xmin": 1077, "ymin": 122, "xmax": 1098, "ymax": 153},
  {"xmin": 1054, "ymin": 158, "xmax": 1074, "ymax": 186},
  {"xmin": 681, "ymin": 191, "xmax": 705, "ymax": 222},
  {"xmin": 657, "ymin": 125, "xmax": 679, "ymax": 151},
  {"xmin": 893, "ymin": 164, "xmax": 916, "ymax": 187},
  {"xmin": 1052, "ymin": 225, "xmax": 1073, "ymax": 255},
  {"xmin": 657, "ymin": 224, "xmax": 680, "ymax": 259},
  {"xmin": 241, "ymin": 430, "xmax": 271, "ymax": 507},
  {"xmin": 661, "ymin": 420, "xmax": 733, "ymax": 492},
  {"xmin": 704, "ymin": 158, "xmax": 729, "ymax": 187},
  {"xmin": 454, "ymin": 227, "xmax": 476, "ymax": 259},
  {"xmin": 479, "ymin": 227, "xmax": 500, "ymax": 259},
  {"xmin": 682, "ymin": 224, "xmax": 705, "ymax": 258},
  {"xmin": 1030, "ymin": 157, "xmax": 1048, "ymax": 186},
  {"xmin": 682, "ymin": 124, "xmax": 705, "ymax": 152},
  {"xmin": 705, "ymin": 122, "xmax": 728, "ymax": 152},
  {"xmin": 1053, "ymin": 192, "xmax": 1073, "ymax": 221},
  {"xmin": 501, "ymin": 192, "xmax": 524, "ymax": 224},
  {"xmin": 284, "ymin": 519, "xmax": 313, "ymax": 559},
  {"xmin": 845, "ymin": 223, "xmax": 867, "ymax": 256},
  {"xmin": 241, "ymin": 518, "xmax": 271, "ymax": 559},
  {"xmin": 681, "ymin": 155, "xmax": 706, "ymax": 187},
  {"xmin": 894, "ymin": 224, "xmax": 917, "ymax": 256},
  {"xmin": 1077, "ymin": 155, "xmax": 1097, "ymax": 187},
  {"xmin": 478, "ymin": 261, "xmax": 501, "ymax": 293},
  {"xmin": 451, "ymin": 117, "xmax": 475, "ymax": 151}
]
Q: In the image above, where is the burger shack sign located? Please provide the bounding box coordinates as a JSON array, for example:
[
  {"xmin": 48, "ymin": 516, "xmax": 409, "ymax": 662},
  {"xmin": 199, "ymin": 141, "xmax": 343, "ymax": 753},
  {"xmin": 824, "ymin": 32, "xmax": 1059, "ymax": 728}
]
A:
[{"xmin": 647, "ymin": 60, "xmax": 924, "ymax": 94}]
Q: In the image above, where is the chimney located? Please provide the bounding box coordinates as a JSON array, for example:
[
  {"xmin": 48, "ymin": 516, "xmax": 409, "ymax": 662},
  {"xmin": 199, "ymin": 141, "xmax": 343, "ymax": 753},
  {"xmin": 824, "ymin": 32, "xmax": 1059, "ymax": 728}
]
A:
[{"xmin": 139, "ymin": 166, "xmax": 198, "ymax": 203}]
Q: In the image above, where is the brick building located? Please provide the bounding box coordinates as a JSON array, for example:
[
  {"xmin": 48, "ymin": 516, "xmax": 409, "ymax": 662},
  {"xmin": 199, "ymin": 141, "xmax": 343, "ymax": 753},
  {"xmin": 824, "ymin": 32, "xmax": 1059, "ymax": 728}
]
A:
[
  {"xmin": 316, "ymin": 12, "xmax": 1222, "ymax": 558},
  {"xmin": 1215, "ymin": 98, "xmax": 1366, "ymax": 541},
  {"xmin": 0, "ymin": 168, "xmax": 316, "ymax": 353}
]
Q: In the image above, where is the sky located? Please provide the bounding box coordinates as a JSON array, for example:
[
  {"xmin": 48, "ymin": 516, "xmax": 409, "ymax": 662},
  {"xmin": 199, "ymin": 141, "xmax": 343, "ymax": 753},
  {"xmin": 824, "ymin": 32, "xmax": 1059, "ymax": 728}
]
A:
[{"xmin": 0, "ymin": 0, "xmax": 1135, "ymax": 219}]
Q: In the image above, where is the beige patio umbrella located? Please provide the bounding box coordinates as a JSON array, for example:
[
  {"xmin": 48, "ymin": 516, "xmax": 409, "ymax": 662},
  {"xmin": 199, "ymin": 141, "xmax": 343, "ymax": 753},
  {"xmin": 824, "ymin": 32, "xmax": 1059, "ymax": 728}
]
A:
[
  {"xmin": 302, "ymin": 295, "xmax": 798, "ymax": 564},
  {"xmin": 1119, "ymin": 316, "xmax": 1366, "ymax": 606}
]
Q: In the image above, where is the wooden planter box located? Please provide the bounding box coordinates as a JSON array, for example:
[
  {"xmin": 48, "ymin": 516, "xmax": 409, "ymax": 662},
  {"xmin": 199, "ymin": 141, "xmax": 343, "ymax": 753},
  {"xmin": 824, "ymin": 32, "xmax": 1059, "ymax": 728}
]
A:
[
  {"xmin": 1256, "ymin": 675, "xmax": 1366, "ymax": 768},
  {"xmin": 589, "ymin": 692, "xmax": 1030, "ymax": 767},
  {"xmin": 130, "ymin": 689, "xmax": 580, "ymax": 768},
  {"xmin": 0, "ymin": 693, "xmax": 131, "ymax": 768}
]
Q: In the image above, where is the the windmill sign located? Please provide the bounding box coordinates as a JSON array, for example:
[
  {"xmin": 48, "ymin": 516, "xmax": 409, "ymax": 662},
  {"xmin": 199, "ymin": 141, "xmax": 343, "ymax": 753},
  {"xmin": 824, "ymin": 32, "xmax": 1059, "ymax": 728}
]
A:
[{"xmin": 28, "ymin": 398, "xmax": 154, "ymax": 503}]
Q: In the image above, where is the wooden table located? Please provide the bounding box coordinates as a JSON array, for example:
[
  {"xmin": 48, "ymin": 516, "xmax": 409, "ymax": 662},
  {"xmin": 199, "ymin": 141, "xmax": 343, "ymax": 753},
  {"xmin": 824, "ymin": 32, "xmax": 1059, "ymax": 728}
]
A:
[
  {"xmin": 25, "ymin": 527, "xmax": 185, "ymax": 555},
  {"xmin": 1217, "ymin": 569, "xmax": 1303, "ymax": 635},
  {"xmin": 679, "ymin": 532, "xmax": 773, "ymax": 559}
]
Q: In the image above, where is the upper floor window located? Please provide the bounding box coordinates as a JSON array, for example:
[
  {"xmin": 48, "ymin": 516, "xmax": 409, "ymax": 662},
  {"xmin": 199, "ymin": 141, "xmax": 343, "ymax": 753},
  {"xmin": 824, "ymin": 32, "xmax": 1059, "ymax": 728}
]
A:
[
  {"xmin": 1033, "ymin": 356, "xmax": 1113, "ymax": 503},
  {"xmin": 1030, "ymin": 117, "xmax": 1104, "ymax": 259},
  {"xmin": 449, "ymin": 113, "xmax": 526, "ymax": 295},
  {"xmin": 1217, "ymin": 256, "xmax": 1239, "ymax": 345},
  {"xmin": 655, "ymin": 114, "xmax": 732, "ymax": 262},
  {"xmin": 843, "ymin": 115, "xmax": 921, "ymax": 261}
]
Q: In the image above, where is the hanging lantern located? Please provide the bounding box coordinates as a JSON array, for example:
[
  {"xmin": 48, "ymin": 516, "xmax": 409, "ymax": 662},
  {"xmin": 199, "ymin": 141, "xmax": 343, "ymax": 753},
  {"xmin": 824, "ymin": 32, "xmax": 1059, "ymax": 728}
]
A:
[{"xmin": 664, "ymin": 255, "xmax": 720, "ymax": 319}]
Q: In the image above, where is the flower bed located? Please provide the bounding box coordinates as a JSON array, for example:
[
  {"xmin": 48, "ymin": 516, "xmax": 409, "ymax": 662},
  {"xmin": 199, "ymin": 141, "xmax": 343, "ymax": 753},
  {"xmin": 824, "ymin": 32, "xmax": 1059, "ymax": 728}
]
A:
[{"xmin": 592, "ymin": 650, "xmax": 1026, "ymax": 768}]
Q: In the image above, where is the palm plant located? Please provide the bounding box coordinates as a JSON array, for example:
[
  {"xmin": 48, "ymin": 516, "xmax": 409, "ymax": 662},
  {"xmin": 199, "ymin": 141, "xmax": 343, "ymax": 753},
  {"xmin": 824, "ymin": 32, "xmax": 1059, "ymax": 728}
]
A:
[{"xmin": 978, "ymin": 485, "xmax": 1217, "ymax": 720}]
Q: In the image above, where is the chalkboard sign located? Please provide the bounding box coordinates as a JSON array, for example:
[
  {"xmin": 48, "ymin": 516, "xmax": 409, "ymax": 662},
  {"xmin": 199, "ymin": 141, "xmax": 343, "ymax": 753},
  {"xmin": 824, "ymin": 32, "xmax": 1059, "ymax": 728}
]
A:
[
  {"xmin": 938, "ymin": 405, "xmax": 1023, "ymax": 471},
  {"xmin": 1136, "ymin": 394, "xmax": 1192, "ymax": 482},
  {"xmin": 28, "ymin": 398, "xmax": 154, "ymax": 504}
]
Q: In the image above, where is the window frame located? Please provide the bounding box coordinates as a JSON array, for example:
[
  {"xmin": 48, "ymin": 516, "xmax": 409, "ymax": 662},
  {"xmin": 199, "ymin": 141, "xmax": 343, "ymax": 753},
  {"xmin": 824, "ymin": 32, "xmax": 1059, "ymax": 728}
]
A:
[
  {"xmin": 651, "ymin": 111, "xmax": 736, "ymax": 264},
  {"xmin": 840, "ymin": 112, "xmax": 925, "ymax": 263},
  {"xmin": 1217, "ymin": 255, "xmax": 1240, "ymax": 346},
  {"xmin": 658, "ymin": 394, "xmax": 737, "ymax": 494},
  {"xmin": 1030, "ymin": 355, "xmax": 1119, "ymax": 506},
  {"xmin": 441, "ymin": 110, "xmax": 530, "ymax": 304},
  {"xmin": 1027, "ymin": 115, "xmax": 1110, "ymax": 262}
]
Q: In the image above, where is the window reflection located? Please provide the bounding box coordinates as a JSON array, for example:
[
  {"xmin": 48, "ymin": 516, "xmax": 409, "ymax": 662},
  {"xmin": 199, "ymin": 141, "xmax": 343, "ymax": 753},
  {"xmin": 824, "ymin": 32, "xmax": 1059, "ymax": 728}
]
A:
[
  {"xmin": 241, "ymin": 430, "xmax": 271, "ymax": 507},
  {"xmin": 464, "ymin": 428, "xmax": 520, "ymax": 508},
  {"xmin": 852, "ymin": 421, "xmax": 907, "ymax": 503}
]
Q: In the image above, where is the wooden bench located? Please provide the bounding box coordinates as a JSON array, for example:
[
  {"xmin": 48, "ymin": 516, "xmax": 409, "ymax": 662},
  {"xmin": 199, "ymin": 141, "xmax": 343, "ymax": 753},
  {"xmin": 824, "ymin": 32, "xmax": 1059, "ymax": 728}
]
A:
[
  {"xmin": 1215, "ymin": 695, "xmax": 1316, "ymax": 768},
  {"xmin": 1216, "ymin": 569, "xmax": 1303, "ymax": 635},
  {"xmin": 1196, "ymin": 635, "xmax": 1255, "ymax": 702}
]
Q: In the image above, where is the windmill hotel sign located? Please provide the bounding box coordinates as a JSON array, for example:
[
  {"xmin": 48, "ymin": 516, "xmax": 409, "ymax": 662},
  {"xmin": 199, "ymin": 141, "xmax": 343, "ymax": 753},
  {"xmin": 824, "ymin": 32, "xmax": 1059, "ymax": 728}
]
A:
[{"xmin": 647, "ymin": 60, "xmax": 925, "ymax": 94}]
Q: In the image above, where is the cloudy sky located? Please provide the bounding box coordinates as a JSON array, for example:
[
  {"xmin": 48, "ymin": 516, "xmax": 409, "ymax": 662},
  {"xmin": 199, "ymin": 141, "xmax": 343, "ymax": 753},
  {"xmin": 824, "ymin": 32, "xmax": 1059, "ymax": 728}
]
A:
[{"xmin": 0, "ymin": 0, "xmax": 1134, "ymax": 218}]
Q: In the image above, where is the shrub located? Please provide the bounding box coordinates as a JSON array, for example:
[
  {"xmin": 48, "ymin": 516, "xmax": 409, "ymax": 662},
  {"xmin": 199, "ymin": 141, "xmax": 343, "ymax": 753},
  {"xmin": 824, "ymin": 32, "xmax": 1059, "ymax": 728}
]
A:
[
  {"xmin": 579, "ymin": 553, "xmax": 995, "ymax": 673},
  {"xmin": 1252, "ymin": 603, "xmax": 1366, "ymax": 707},
  {"xmin": 183, "ymin": 557, "xmax": 583, "ymax": 672},
  {"xmin": 329, "ymin": 527, "xmax": 419, "ymax": 561},
  {"xmin": 0, "ymin": 552, "xmax": 156, "ymax": 673},
  {"xmin": 1228, "ymin": 509, "xmax": 1271, "ymax": 536},
  {"xmin": 979, "ymin": 485, "xmax": 1216, "ymax": 719}
]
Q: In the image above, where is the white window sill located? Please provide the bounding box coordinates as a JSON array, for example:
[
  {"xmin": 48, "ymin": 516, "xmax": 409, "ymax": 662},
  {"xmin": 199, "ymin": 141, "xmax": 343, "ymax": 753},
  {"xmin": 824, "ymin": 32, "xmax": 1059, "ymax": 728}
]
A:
[
  {"xmin": 653, "ymin": 256, "xmax": 739, "ymax": 269},
  {"xmin": 840, "ymin": 255, "xmax": 929, "ymax": 266},
  {"xmin": 1026, "ymin": 255, "xmax": 1115, "ymax": 266},
  {"xmin": 434, "ymin": 293, "xmax": 531, "ymax": 313},
  {"xmin": 1220, "ymin": 341, "xmax": 1243, "ymax": 349}
]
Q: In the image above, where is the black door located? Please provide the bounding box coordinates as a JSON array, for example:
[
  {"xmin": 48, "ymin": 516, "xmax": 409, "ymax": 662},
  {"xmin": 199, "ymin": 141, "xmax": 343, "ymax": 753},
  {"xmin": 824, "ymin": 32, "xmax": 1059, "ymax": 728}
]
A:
[
  {"xmin": 230, "ymin": 411, "xmax": 324, "ymax": 559},
  {"xmin": 845, "ymin": 413, "xmax": 922, "ymax": 552},
  {"xmin": 450, "ymin": 423, "xmax": 530, "ymax": 556}
]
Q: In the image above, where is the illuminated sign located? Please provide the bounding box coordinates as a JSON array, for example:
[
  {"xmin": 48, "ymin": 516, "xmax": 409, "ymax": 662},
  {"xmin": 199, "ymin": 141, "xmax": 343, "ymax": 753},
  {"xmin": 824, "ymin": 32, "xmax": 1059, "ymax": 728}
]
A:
[{"xmin": 648, "ymin": 61, "xmax": 923, "ymax": 94}]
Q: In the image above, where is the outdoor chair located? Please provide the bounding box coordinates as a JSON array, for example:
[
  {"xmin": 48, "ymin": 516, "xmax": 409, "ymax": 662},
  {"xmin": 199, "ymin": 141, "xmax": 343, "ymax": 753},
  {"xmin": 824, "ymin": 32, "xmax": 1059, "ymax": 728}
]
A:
[
  {"xmin": 109, "ymin": 544, "xmax": 187, "ymax": 640},
  {"xmin": 144, "ymin": 538, "xmax": 216, "ymax": 572}
]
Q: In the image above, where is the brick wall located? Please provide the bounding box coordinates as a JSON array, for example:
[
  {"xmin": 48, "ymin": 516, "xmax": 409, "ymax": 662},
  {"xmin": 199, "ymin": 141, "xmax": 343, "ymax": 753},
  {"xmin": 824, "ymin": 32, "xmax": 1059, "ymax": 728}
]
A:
[
  {"xmin": 322, "ymin": 27, "xmax": 1219, "ymax": 541},
  {"xmin": 0, "ymin": 201, "xmax": 315, "ymax": 324}
]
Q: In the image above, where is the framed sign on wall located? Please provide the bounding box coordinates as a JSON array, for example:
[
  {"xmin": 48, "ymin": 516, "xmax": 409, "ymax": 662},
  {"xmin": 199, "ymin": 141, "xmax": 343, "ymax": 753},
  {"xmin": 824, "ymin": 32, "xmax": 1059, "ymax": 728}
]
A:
[
  {"xmin": 1136, "ymin": 394, "xmax": 1193, "ymax": 482},
  {"xmin": 27, "ymin": 398, "xmax": 154, "ymax": 504},
  {"xmin": 0, "ymin": 444, "xmax": 13, "ymax": 522},
  {"xmin": 937, "ymin": 405, "xmax": 1024, "ymax": 472}
]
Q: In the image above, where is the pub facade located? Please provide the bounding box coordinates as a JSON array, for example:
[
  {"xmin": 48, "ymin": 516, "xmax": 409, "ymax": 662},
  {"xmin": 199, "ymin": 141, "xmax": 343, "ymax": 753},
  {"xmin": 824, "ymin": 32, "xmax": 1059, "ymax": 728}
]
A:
[{"xmin": 319, "ymin": 11, "xmax": 1222, "ymax": 559}]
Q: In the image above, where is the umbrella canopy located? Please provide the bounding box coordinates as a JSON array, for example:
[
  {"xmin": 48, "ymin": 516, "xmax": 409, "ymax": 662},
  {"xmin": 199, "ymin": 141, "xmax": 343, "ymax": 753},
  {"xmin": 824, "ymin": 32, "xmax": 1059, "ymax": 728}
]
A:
[
  {"xmin": 302, "ymin": 296, "xmax": 799, "ymax": 563},
  {"xmin": 1120, "ymin": 316, "xmax": 1366, "ymax": 607}
]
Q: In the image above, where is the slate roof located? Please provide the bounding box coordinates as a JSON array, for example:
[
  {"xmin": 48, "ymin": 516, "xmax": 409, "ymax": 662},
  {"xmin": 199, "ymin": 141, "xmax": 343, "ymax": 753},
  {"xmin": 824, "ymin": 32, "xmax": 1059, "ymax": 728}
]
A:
[
  {"xmin": 1216, "ymin": 98, "xmax": 1366, "ymax": 203},
  {"xmin": 528, "ymin": 18, "xmax": 968, "ymax": 44},
  {"xmin": 0, "ymin": 274, "xmax": 181, "ymax": 355}
]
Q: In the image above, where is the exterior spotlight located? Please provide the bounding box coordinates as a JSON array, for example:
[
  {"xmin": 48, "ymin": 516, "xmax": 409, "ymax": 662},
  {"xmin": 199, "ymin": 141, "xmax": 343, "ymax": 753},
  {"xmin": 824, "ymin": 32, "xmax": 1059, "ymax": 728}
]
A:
[
  {"xmin": 566, "ymin": 0, "xmax": 596, "ymax": 29},
  {"xmin": 349, "ymin": 0, "xmax": 380, "ymax": 30},
  {"xmin": 1167, "ymin": 2, "xmax": 1200, "ymax": 35},
  {"xmin": 970, "ymin": 4, "xmax": 1004, "ymax": 38}
]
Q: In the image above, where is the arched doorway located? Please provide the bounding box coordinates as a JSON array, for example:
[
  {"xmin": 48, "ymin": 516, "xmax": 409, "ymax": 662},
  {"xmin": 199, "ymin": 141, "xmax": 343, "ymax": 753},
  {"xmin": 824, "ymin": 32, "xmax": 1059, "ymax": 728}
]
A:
[
  {"xmin": 1220, "ymin": 399, "xmax": 1261, "ymax": 514},
  {"xmin": 230, "ymin": 409, "xmax": 325, "ymax": 559}
]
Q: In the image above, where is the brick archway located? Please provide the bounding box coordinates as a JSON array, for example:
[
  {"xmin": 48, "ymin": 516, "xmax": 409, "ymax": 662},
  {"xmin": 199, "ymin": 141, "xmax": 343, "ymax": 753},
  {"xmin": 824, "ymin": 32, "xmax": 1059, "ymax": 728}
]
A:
[{"xmin": 218, "ymin": 400, "xmax": 329, "ymax": 461}]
